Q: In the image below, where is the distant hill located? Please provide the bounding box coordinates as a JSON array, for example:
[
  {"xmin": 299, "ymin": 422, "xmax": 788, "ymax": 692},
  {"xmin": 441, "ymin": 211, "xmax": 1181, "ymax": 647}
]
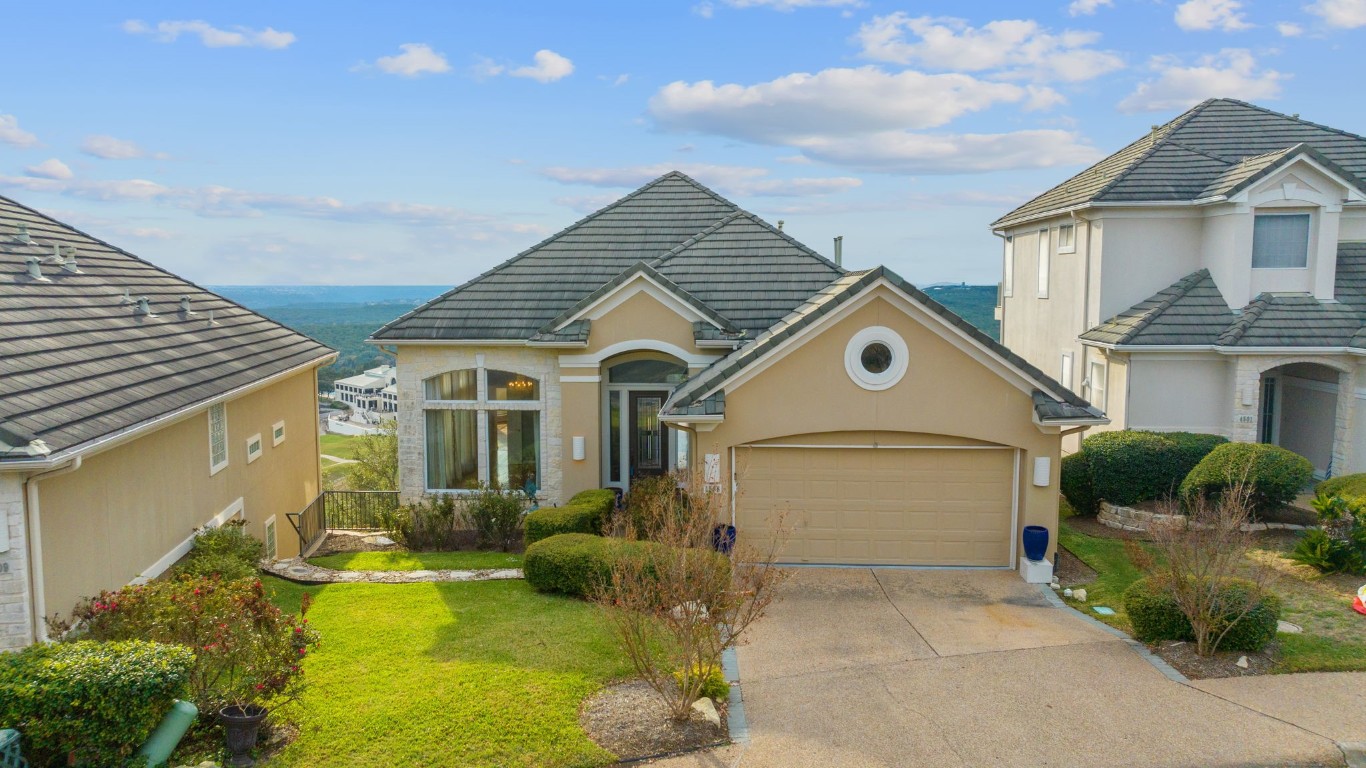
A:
[
  {"xmin": 922, "ymin": 284, "xmax": 999, "ymax": 341},
  {"xmin": 224, "ymin": 283, "xmax": 1000, "ymax": 391}
]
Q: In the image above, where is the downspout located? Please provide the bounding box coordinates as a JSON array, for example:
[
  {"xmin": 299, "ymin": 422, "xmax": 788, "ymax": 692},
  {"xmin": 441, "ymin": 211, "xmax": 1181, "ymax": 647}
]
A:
[{"xmin": 23, "ymin": 455, "xmax": 82, "ymax": 643}]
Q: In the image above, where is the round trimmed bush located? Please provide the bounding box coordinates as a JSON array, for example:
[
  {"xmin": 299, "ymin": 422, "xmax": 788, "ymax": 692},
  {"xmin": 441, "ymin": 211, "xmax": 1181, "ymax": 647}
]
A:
[
  {"xmin": 1060, "ymin": 451, "xmax": 1096, "ymax": 515},
  {"xmin": 524, "ymin": 489, "xmax": 617, "ymax": 544},
  {"xmin": 1215, "ymin": 579, "xmax": 1281, "ymax": 652},
  {"xmin": 523, "ymin": 533, "xmax": 618, "ymax": 596},
  {"xmin": 1180, "ymin": 442, "xmax": 1314, "ymax": 514},
  {"xmin": 1122, "ymin": 577, "xmax": 1193, "ymax": 643}
]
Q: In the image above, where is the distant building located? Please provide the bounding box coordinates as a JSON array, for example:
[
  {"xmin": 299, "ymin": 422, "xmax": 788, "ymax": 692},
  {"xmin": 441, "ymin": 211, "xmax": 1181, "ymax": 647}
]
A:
[{"xmin": 334, "ymin": 365, "xmax": 398, "ymax": 413}]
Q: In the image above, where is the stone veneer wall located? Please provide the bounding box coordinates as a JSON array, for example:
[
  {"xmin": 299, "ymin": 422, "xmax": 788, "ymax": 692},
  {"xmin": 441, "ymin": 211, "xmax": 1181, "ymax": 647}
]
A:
[
  {"xmin": 395, "ymin": 346, "xmax": 564, "ymax": 506},
  {"xmin": 1097, "ymin": 501, "xmax": 1186, "ymax": 533},
  {"xmin": 0, "ymin": 474, "xmax": 32, "ymax": 651}
]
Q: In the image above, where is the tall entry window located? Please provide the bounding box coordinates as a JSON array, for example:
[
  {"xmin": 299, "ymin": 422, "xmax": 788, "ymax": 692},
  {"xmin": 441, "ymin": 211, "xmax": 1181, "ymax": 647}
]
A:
[
  {"xmin": 423, "ymin": 367, "xmax": 542, "ymax": 493},
  {"xmin": 603, "ymin": 357, "xmax": 688, "ymax": 489}
]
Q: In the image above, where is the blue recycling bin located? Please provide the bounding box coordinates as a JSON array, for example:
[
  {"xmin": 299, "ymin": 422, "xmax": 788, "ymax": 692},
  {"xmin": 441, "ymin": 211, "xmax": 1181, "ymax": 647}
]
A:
[{"xmin": 712, "ymin": 524, "xmax": 736, "ymax": 554}]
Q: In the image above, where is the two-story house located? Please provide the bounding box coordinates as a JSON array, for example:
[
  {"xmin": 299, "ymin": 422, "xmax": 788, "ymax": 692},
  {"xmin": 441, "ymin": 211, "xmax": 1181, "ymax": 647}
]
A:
[{"xmin": 994, "ymin": 98, "xmax": 1366, "ymax": 477}]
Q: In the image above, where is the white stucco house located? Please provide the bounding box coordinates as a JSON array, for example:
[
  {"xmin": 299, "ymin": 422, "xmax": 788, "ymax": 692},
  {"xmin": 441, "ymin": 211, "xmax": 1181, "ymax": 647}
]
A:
[
  {"xmin": 333, "ymin": 364, "xmax": 398, "ymax": 413},
  {"xmin": 994, "ymin": 98, "xmax": 1366, "ymax": 477}
]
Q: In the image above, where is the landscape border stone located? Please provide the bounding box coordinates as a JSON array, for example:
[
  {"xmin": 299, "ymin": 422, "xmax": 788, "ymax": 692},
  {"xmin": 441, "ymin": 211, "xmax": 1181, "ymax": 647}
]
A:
[{"xmin": 262, "ymin": 557, "xmax": 523, "ymax": 585}]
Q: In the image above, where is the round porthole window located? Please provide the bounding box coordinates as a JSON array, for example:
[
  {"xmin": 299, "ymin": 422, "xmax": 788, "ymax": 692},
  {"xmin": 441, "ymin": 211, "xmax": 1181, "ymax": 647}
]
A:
[{"xmin": 844, "ymin": 327, "xmax": 908, "ymax": 391}]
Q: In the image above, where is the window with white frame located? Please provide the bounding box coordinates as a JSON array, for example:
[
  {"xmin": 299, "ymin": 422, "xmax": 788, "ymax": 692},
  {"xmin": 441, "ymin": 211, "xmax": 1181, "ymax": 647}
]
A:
[
  {"xmin": 1057, "ymin": 223, "xmax": 1076, "ymax": 254},
  {"xmin": 208, "ymin": 403, "xmax": 228, "ymax": 475},
  {"xmin": 1088, "ymin": 360, "xmax": 1107, "ymax": 410},
  {"xmin": 272, "ymin": 420, "xmax": 286, "ymax": 446},
  {"xmin": 1252, "ymin": 213, "xmax": 1311, "ymax": 268},
  {"xmin": 246, "ymin": 433, "xmax": 263, "ymax": 464},
  {"xmin": 1060, "ymin": 352, "xmax": 1073, "ymax": 390},
  {"xmin": 423, "ymin": 367, "xmax": 541, "ymax": 494},
  {"xmin": 1037, "ymin": 230, "xmax": 1050, "ymax": 298},
  {"xmin": 264, "ymin": 515, "xmax": 278, "ymax": 560},
  {"xmin": 1002, "ymin": 236, "xmax": 1014, "ymax": 298}
]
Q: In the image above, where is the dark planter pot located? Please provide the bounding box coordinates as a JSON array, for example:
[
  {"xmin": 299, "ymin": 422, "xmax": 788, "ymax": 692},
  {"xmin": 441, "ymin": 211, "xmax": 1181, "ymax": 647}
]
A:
[
  {"xmin": 219, "ymin": 704, "xmax": 268, "ymax": 768},
  {"xmin": 1022, "ymin": 525, "xmax": 1049, "ymax": 563}
]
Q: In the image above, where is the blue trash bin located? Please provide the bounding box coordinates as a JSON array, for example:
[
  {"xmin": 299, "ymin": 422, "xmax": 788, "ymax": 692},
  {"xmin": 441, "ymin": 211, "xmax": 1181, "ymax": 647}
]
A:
[{"xmin": 712, "ymin": 524, "xmax": 736, "ymax": 554}]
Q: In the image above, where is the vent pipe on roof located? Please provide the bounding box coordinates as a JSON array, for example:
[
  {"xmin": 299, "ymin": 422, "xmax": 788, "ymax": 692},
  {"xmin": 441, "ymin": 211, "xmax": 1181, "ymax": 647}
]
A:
[
  {"xmin": 13, "ymin": 224, "xmax": 34, "ymax": 245},
  {"xmin": 25, "ymin": 257, "xmax": 49, "ymax": 282},
  {"xmin": 49, "ymin": 243, "xmax": 64, "ymax": 263},
  {"xmin": 207, "ymin": 310, "xmax": 217, "ymax": 325},
  {"xmin": 834, "ymin": 235, "xmax": 843, "ymax": 267},
  {"xmin": 135, "ymin": 297, "xmax": 156, "ymax": 317},
  {"xmin": 776, "ymin": 220, "xmax": 784, "ymax": 231},
  {"xmin": 61, "ymin": 255, "xmax": 80, "ymax": 274},
  {"xmin": 180, "ymin": 296, "xmax": 197, "ymax": 314},
  {"xmin": 119, "ymin": 289, "xmax": 133, "ymax": 304}
]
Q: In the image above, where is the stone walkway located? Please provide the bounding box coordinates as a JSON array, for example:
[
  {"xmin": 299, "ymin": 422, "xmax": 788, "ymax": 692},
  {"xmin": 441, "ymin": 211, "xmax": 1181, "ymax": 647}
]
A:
[{"xmin": 263, "ymin": 558, "xmax": 523, "ymax": 584}]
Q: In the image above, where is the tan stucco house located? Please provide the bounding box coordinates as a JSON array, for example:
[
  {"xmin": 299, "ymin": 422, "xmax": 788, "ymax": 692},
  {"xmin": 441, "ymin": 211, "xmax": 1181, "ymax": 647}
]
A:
[
  {"xmin": 995, "ymin": 98, "xmax": 1366, "ymax": 477},
  {"xmin": 372, "ymin": 172, "xmax": 1104, "ymax": 573},
  {"xmin": 0, "ymin": 195, "xmax": 335, "ymax": 650}
]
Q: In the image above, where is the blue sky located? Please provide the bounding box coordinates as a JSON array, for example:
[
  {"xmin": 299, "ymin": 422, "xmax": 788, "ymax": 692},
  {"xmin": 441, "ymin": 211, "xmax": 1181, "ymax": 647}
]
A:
[{"xmin": 1, "ymin": 0, "xmax": 1363, "ymax": 286}]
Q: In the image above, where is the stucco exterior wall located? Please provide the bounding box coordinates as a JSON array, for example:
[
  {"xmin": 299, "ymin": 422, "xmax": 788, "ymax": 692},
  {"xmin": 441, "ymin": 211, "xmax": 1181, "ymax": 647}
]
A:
[
  {"xmin": 36, "ymin": 369, "xmax": 321, "ymax": 624},
  {"xmin": 1094, "ymin": 213, "xmax": 1203, "ymax": 321},
  {"xmin": 396, "ymin": 345, "xmax": 563, "ymax": 505},
  {"xmin": 0, "ymin": 475, "xmax": 29, "ymax": 651},
  {"xmin": 999, "ymin": 218, "xmax": 1092, "ymax": 396},
  {"xmin": 1125, "ymin": 355, "xmax": 1232, "ymax": 434},
  {"xmin": 698, "ymin": 289, "xmax": 1064, "ymax": 559}
]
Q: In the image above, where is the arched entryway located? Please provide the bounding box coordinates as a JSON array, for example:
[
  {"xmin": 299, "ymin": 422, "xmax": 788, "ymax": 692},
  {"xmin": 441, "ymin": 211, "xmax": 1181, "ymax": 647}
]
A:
[
  {"xmin": 601, "ymin": 352, "xmax": 690, "ymax": 491},
  {"xmin": 1259, "ymin": 362, "xmax": 1342, "ymax": 476}
]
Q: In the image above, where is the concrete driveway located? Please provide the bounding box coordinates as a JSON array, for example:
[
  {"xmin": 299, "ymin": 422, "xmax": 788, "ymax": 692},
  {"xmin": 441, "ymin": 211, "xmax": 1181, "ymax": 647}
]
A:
[{"xmin": 654, "ymin": 568, "xmax": 1362, "ymax": 768}]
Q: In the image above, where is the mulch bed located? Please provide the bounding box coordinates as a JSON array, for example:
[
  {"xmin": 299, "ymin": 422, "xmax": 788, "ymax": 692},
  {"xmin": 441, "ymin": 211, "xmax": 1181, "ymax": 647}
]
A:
[
  {"xmin": 1053, "ymin": 546, "xmax": 1097, "ymax": 588},
  {"xmin": 580, "ymin": 680, "xmax": 727, "ymax": 762},
  {"xmin": 1152, "ymin": 640, "xmax": 1278, "ymax": 679}
]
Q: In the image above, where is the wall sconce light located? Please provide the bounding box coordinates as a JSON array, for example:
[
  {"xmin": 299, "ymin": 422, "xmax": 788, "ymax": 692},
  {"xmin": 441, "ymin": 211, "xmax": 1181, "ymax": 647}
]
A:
[
  {"xmin": 1033, "ymin": 456, "xmax": 1051, "ymax": 487},
  {"xmin": 572, "ymin": 436, "xmax": 586, "ymax": 461}
]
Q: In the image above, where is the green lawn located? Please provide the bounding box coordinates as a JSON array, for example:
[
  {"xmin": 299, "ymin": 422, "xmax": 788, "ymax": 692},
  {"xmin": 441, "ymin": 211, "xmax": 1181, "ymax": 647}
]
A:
[
  {"xmin": 1058, "ymin": 516, "xmax": 1366, "ymax": 673},
  {"xmin": 265, "ymin": 577, "xmax": 631, "ymax": 767},
  {"xmin": 308, "ymin": 551, "xmax": 524, "ymax": 571},
  {"xmin": 319, "ymin": 433, "xmax": 362, "ymax": 460}
]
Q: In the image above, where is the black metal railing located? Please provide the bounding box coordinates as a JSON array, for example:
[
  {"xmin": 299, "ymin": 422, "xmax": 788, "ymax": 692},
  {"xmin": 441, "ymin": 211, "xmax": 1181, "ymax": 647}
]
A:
[{"xmin": 286, "ymin": 490, "xmax": 400, "ymax": 555}]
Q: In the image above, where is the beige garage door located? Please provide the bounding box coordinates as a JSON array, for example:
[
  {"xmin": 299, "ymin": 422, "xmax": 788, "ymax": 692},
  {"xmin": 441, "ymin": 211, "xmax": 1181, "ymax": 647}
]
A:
[{"xmin": 735, "ymin": 446, "xmax": 1016, "ymax": 566}]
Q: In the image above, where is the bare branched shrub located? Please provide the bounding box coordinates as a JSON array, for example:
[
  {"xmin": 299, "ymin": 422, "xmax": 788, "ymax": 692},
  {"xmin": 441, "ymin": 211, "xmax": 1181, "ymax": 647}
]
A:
[
  {"xmin": 1145, "ymin": 474, "xmax": 1276, "ymax": 657},
  {"xmin": 595, "ymin": 472, "xmax": 789, "ymax": 722}
]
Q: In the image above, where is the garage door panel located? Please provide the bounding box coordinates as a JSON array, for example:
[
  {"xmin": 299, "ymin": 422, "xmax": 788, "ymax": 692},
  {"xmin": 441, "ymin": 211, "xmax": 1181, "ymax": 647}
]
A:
[{"xmin": 737, "ymin": 446, "xmax": 1014, "ymax": 567}]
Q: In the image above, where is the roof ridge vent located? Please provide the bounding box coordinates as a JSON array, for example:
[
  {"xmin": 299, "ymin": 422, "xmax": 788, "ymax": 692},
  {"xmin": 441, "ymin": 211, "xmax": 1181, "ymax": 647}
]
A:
[
  {"xmin": 25, "ymin": 256, "xmax": 50, "ymax": 282},
  {"xmin": 135, "ymin": 297, "xmax": 157, "ymax": 317},
  {"xmin": 13, "ymin": 224, "xmax": 34, "ymax": 245}
]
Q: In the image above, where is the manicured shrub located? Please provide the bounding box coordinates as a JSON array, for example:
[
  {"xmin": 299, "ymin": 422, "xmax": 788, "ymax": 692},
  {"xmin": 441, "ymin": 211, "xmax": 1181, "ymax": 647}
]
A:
[
  {"xmin": 1121, "ymin": 576, "xmax": 1281, "ymax": 652},
  {"xmin": 1060, "ymin": 451, "xmax": 1096, "ymax": 515},
  {"xmin": 1122, "ymin": 577, "xmax": 1193, "ymax": 643},
  {"xmin": 674, "ymin": 663, "xmax": 729, "ymax": 703},
  {"xmin": 68, "ymin": 576, "xmax": 320, "ymax": 713},
  {"xmin": 0, "ymin": 639, "xmax": 194, "ymax": 767},
  {"xmin": 1081, "ymin": 426, "xmax": 1234, "ymax": 505},
  {"xmin": 380, "ymin": 493, "xmax": 462, "ymax": 551},
  {"xmin": 461, "ymin": 486, "xmax": 529, "ymax": 551},
  {"xmin": 524, "ymin": 489, "xmax": 617, "ymax": 544},
  {"xmin": 173, "ymin": 551, "xmax": 258, "ymax": 581},
  {"xmin": 1316, "ymin": 473, "xmax": 1366, "ymax": 516},
  {"xmin": 172, "ymin": 521, "xmax": 266, "ymax": 579},
  {"xmin": 1180, "ymin": 442, "xmax": 1314, "ymax": 514},
  {"xmin": 524, "ymin": 533, "xmax": 624, "ymax": 596}
]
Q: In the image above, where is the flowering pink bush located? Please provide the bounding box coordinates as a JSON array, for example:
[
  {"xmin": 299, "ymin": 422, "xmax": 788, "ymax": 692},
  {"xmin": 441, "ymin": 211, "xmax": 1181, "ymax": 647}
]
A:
[{"xmin": 66, "ymin": 576, "xmax": 319, "ymax": 713}]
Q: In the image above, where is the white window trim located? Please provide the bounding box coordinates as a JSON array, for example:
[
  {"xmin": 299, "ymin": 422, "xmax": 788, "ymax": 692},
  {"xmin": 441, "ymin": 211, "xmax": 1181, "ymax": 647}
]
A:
[
  {"xmin": 1002, "ymin": 236, "xmax": 1014, "ymax": 298},
  {"xmin": 208, "ymin": 403, "xmax": 229, "ymax": 476},
  {"xmin": 246, "ymin": 433, "xmax": 263, "ymax": 464},
  {"xmin": 422, "ymin": 366, "xmax": 545, "ymax": 494},
  {"xmin": 1037, "ymin": 229, "xmax": 1050, "ymax": 299},
  {"xmin": 1060, "ymin": 352, "xmax": 1074, "ymax": 390},
  {"xmin": 272, "ymin": 420, "xmax": 286, "ymax": 447},
  {"xmin": 1057, "ymin": 223, "xmax": 1076, "ymax": 255},
  {"xmin": 1088, "ymin": 360, "xmax": 1107, "ymax": 410},
  {"xmin": 1251, "ymin": 211, "xmax": 1312, "ymax": 270},
  {"xmin": 844, "ymin": 326, "xmax": 910, "ymax": 391},
  {"xmin": 264, "ymin": 514, "xmax": 278, "ymax": 560}
]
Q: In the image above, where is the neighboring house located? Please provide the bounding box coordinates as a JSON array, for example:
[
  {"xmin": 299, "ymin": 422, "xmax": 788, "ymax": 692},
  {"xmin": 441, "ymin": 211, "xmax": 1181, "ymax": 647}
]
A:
[
  {"xmin": 994, "ymin": 98, "xmax": 1366, "ymax": 478},
  {"xmin": 371, "ymin": 172, "xmax": 1103, "ymax": 572},
  {"xmin": 334, "ymin": 364, "xmax": 398, "ymax": 412},
  {"xmin": 0, "ymin": 196, "xmax": 335, "ymax": 650}
]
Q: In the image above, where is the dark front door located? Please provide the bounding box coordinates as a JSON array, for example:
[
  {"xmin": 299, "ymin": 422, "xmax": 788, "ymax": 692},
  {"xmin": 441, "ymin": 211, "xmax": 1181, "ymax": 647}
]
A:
[{"xmin": 629, "ymin": 391, "xmax": 666, "ymax": 480}]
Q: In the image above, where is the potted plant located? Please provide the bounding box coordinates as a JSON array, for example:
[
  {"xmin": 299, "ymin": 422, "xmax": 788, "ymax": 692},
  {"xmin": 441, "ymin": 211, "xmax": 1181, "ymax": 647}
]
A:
[{"xmin": 219, "ymin": 702, "xmax": 270, "ymax": 768}]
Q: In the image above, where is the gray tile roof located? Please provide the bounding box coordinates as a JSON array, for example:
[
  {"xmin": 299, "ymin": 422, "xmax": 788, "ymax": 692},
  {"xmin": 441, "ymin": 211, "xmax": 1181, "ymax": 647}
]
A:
[
  {"xmin": 371, "ymin": 172, "xmax": 842, "ymax": 341},
  {"xmin": 663, "ymin": 266, "xmax": 1104, "ymax": 424},
  {"xmin": 0, "ymin": 195, "xmax": 334, "ymax": 462},
  {"xmin": 536, "ymin": 260, "xmax": 739, "ymax": 337},
  {"xmin": 1079, "ymin": 270, "xmax": 1234, "ymax": 346},
  {"xmin": 994, "ymin": 99, "xmax": 1366, "ymax": 228},
  {"xmin": 1082, "ymin": 244, "xmax": 1366, "ymax": 349}
]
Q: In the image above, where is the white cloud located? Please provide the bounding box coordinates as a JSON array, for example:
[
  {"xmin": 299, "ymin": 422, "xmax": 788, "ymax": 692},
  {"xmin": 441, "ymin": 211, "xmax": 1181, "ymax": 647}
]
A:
[
  {"xmin": 509, "ymin": 50, "xmax": 574, "ymax": 83},
  {"xmin": 24, "ymin": 159, "xmax": 73, "ymax": 180},
  {"xmin": 786, "ymin": 130, "xmax": 1101, "ymax": 174},
  {"xmin": 80, "ymin": 134, "xmax": 168, "ymax": 160},
  {"xmin": 554, "ymin": 193, "xmax": 624, "ymax": 214},
  {"xmin": 1068, "ymin": 0, "xmax": 1114, "ymax": 16},
  {"xmin": 1308, "ymin": 0, "xmax": 1366, "ymax": 27},
  {"xmin": 541, "ymin": 164, "xmax": 862, "ymax": 197},
  {"xmin": 368, "ymin": 43, "xmax": 452, "ymax": 77},
  {"xmin": 854, "ymin": 14, "xmax": 1124, "ymax": 83},
  {"xmin": 694, "ymin": 2, "xmax": 716, "ymax": 18},
  {"xmin": 37, "ymin": 209, "xmax": 178, "ymax": 241},
  {"xmin": 1276, "ymin": 21, "xmax": 1305, "ymax": 36},
  {"xmin": 723, "ymin": 0, "xmax": 863, "ymax": 8},
  {"xmin": 1119, "ymin": 49, "xmax": 1286, "ymax": 113},
  {"xmin": 122, "ymin": 19, "xmax": 295, "ymax": 49},
  {"xmin": 0, "ymin": 114, "xmax": 38, "ymax": 147},
  {"xmin": 1174, "ymin": 0, "xmax": 1252, "ymax": 31}
]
